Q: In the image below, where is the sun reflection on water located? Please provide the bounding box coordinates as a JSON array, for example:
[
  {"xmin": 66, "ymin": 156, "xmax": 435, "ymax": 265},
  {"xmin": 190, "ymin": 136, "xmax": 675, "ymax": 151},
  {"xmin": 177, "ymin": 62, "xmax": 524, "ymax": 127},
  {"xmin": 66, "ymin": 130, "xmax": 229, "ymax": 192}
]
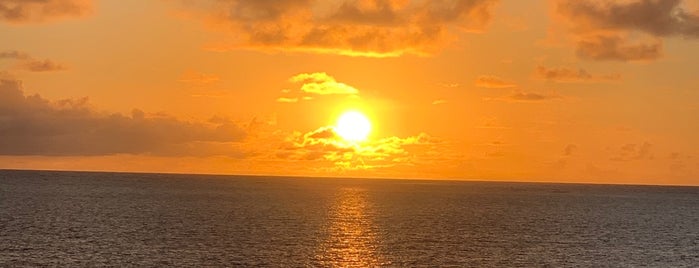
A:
[{"xmin": 314, "ymin": 187, "xmax": 386, "ymax": 267}]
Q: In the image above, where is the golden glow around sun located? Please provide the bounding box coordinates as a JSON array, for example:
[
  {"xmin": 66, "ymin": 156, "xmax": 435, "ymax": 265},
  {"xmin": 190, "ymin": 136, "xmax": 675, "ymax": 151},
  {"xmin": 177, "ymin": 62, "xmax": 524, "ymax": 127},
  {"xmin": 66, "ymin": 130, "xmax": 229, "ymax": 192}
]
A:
[{"xmin": 335, "ymin": 111, "xmax": 371, "ymax": 142}]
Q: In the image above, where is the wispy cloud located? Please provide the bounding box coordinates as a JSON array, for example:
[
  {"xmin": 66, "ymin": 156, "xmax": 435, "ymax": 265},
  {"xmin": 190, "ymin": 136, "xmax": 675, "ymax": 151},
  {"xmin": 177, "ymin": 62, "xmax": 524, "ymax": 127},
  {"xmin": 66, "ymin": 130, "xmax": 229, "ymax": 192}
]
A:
[
  {"xmin": 0, "ymin": 51, "xmax": 30, "ymax": 59},
  {"xmin": 438, "ymin": 83, "xmax": 461, "ymax": 88},
  {"xmin": 0, "ymin": 0, "xmax": 93, "ymax": 24},
  {"xmin": 475, "ymin": 75, "xmax": 516, "ymax": 88},
  {"xmin": 508, "ymin": 91, "xmax": 560, "ymax": 102},
  {"xmin": 536, "ymin": 65, "xmax": 621, "ymax": 83},
  {"xmin": 611, "ymin": 142, "xmax": 653, "ymax": 161},
  {"xmin": 276, "ymin": 97, "xmax": 299, "ymax": 103},
  {"xmin": 575, "ymin": 35, "xmax": 663, "ymax": 61},
  {"xmin": 0, "ymin": 50, "xmax": 66, "ymax": 72},
  {"xmin": 487, "ymin": 90, "xmax": 561, "ymax": 102}
]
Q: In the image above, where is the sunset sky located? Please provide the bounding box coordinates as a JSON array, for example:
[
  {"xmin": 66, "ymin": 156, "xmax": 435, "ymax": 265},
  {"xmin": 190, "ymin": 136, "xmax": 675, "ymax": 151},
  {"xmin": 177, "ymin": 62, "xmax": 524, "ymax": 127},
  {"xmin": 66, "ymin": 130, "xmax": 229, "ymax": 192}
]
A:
[{"xmin": 1, "ymin": 0, "xmax": 698, "ymax": 185}]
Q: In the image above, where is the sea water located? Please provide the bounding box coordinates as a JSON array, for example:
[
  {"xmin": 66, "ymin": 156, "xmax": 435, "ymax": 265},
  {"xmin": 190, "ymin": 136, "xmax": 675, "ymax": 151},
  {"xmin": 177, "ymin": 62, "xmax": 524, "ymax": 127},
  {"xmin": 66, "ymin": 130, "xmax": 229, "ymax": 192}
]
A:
[{"xmin": 1, "ymin": 170, "xmax": 697, "ymax": 266}]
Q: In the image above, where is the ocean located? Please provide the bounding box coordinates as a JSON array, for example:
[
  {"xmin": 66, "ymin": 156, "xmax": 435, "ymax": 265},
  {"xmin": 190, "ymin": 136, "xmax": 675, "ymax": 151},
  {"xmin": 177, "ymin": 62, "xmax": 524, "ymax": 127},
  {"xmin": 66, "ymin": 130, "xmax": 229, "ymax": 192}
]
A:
[{"xmin": 0, "ymin": 170, "xmax": 697, "ymax": 267}]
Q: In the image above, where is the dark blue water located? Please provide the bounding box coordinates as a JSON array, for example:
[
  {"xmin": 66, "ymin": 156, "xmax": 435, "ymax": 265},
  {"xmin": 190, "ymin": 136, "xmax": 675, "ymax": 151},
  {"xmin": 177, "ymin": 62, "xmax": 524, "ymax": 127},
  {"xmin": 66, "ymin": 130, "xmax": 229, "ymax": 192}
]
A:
[{"xmin": 1, "ymin": 170, "xmax": 697, "ymax": 266}]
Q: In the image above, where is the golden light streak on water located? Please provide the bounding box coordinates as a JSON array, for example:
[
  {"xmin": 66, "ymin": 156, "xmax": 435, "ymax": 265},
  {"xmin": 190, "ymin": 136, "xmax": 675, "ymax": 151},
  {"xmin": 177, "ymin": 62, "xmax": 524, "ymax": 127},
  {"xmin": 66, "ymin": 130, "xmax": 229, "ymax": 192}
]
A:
[{"xmin": 314, "ymin": 187, "xmax": 387, "ymax": 267}]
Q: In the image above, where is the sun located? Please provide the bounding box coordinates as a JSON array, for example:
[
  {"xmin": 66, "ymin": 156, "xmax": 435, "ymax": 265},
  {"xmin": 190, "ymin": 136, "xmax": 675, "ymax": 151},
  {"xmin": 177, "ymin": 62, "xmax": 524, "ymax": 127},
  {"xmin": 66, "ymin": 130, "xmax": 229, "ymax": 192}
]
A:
[{"xmin": 335, "ymin": 111, "xmax": 371, "ymax": 142}]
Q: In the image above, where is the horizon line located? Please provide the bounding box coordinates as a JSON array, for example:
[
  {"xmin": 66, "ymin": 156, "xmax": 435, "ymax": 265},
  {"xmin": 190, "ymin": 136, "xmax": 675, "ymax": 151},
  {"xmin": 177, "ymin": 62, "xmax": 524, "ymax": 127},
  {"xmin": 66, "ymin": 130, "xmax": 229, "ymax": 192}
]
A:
[{"xmin": 1, "ymin": 168, "xmax": 697, "ymax": 188}]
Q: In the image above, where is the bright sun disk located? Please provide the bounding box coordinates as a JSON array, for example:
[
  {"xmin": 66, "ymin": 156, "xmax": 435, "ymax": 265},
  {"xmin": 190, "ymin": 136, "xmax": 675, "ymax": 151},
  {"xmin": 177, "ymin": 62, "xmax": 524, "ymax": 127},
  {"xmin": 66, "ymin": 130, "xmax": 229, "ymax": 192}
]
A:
[{"xmin": 335, "ymin": 111, "xmax": 371, "ymax": 142}]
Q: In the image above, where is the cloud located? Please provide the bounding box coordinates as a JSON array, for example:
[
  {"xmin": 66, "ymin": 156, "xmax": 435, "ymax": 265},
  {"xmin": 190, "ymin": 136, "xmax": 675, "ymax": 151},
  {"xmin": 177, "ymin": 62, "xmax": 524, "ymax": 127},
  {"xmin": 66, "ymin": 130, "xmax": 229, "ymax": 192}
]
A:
[
  {"xmin": 21, "ymin": 59, "xmax": 66, "ymax": 72},
  {"xmin": 289, "ymin": 72, "xmax": 359, "ymax": 95},
  {"xmin": 432, "ymin": 99, "xmax": 447, "ymax": 105},
  {"xmin": 474, "ymin": 75, "xmax": 516, "ymax": 88},
  {"xmin": 276, "ymin": 127, "xmax": 356, "ymax": 161},
  {"xmin": 488, "ymin": 90, "xmax": 561, "ymax": 102},
  {"xmin": 509, "ymin": 91, "xmax": 559, "ymax": 101},
  {"xmin": 0, "ymin": 50, "xmax": 66, "ymax": 72},
  {"xmin": 536, "ymin": 65, "xmax": 621, "ymax": 82},
  {"xmin": 438, "ymin": 82, "xmax": 460, "ymax": 88},
  {"xmin": 611, "ymin": 142, "xmax": 653, "ymax": 161},
  {"xmin": 552, "ymin": 144, "xmax": 578, "ymax": 169},
  {"xmin": 276, "ymin": 97, "xmax": 298, "ymax": 103},
  {"xmin": 555, "ymin": 0, "xmax": 699, "ymax": 61},
  {"xmin": 178, "ymin": 0, "xmax": 499, "ymax": 57},
  {"xmin": 0, "ymin": 78, "xmax": 247, "ymax": 156},
  {"xmin": 0, "ymin": 0, "xmax": 92, "ymax": 24},
  {"xmin": 277, "ymin": 126, "xmax": 441, "ymax": 170},
  {"xmin": 558, "ymin": 0, "xmax": 699, "ymax": 37},
  {"xmin": 575, "ymin": 35, "xmax": 663, "ymax": 61},
  {"xmin": 0, "ymin": 50, "xmax": 30, "ymax": 59}
]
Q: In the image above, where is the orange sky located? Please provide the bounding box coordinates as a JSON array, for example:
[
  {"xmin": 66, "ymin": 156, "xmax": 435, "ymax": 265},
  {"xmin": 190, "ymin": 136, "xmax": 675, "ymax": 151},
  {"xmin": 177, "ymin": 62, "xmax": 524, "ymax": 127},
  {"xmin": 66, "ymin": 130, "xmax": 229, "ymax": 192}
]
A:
[{"xmin": 1, "ymin": 0, "xmax": 698, "ymax": 185}]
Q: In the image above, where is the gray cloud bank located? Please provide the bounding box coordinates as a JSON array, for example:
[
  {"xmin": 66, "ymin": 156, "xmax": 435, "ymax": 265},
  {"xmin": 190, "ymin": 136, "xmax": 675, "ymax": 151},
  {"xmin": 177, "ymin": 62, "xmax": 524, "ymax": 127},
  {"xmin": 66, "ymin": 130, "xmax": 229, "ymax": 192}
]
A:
[{"xmin": 0, "ymin": 79, "xmax": 246, "ymax": 156}]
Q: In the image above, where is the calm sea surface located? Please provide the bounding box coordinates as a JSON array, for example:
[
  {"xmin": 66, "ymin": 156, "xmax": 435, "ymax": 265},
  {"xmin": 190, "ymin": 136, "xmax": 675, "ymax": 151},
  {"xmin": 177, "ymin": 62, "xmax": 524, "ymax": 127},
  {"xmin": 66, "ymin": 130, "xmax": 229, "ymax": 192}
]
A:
[{"xmin": 0, "ymin": 170, "xmax": 697, "ymax": 267}]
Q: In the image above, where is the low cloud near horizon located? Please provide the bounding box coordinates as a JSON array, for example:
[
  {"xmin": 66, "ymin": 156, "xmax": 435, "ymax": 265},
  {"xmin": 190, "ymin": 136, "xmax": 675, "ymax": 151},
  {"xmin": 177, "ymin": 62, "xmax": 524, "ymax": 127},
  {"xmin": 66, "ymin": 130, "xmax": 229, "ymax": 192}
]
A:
[
  {"xmin": 277, "ymin": 126, "xmax": 443, "ymax": 171},
  {"xmin": 0, "ymin": 78, "xmax": 247, "ymax": 157}
]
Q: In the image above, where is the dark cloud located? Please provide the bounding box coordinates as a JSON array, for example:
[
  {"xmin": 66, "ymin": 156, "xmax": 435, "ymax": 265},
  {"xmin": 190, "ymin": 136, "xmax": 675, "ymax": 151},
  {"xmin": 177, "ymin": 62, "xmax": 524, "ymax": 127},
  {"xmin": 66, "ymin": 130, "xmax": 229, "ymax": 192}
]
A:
[
  {"xmin": 536, "ymin": 65, "xmax": 621, "ymax": 82},
  {"xmin": 555, "ymin": 0, "xmax": 699, "ymax": 61},
  {"xmin": 0, "ymin": 0, "xmax": 92, "ymax": 24},
  {"xmin": 180, "ymin": 0, "xmax": 499, "ymax": 56},
  {"xmin": 558, "ymin": 0, "xmax": 699, "ymax": 37},
  {"xmin": 0, "ymin": 79, "xmax": 246, "ymax": 156},
  {"xmin": 328, "ymin": 0, "xmax": 403, "ymax": 26},
  {"xmin": 0, "ymin": 50, "xmax": 67, "ymax": 72}
]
